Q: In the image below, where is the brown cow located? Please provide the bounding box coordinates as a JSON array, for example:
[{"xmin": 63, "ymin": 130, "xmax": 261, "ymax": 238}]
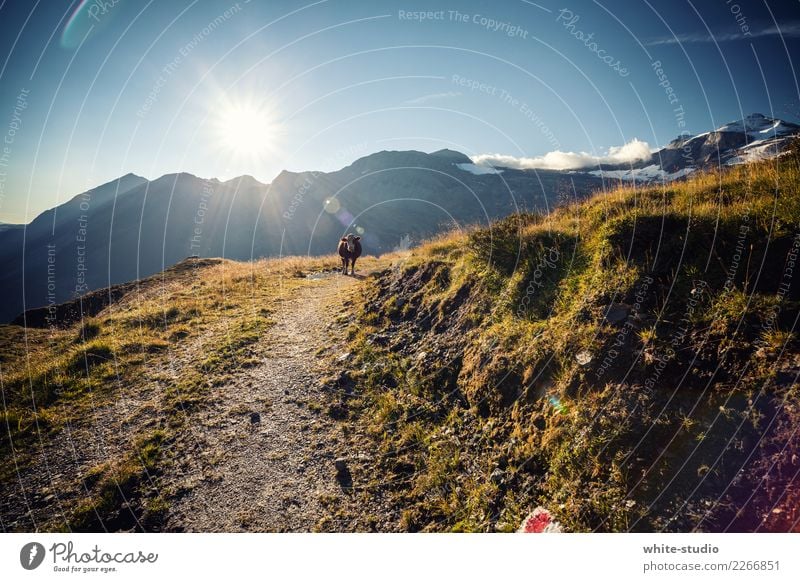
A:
[{"xmin": 338, "ymin": 233, "xmax": 362, "ymax": 275}]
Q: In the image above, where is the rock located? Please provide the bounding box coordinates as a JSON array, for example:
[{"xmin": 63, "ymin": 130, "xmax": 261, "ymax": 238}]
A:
[
  {"xmin": 369, "ymin": 334, "xmax": 390, "ymax": 347},
  {"xmin": 775, "ymin": 369, "xmax": 800, "ymax": 386},
  {"xmin": 334, "ymin": 457, "xmax": 353, "ymax": 488},
  {"xmin": 337, "ymin": 352, "xmax": 351, "ymax": 362},
  {"xmin": 392, "ymin": 460, "xmax": 415, "ymax": 475},
  {"xmin": 329, "ymin": 371, "xmax": 354, "ymax": 396},
  {"xmin": 327, "ymin": 402, "xmax": 348, "ymax": 420},
  {"xmin": 249, "ymin": 412, "xmax": 261, "ymax": 424},
  {"xmin": 490, "ymin": 468, "xmax": 506, "ymax": 484},
  {"xmin": 575, "ymin": 350, "xmax": 593, "ymax": 366},
  {"xmin": 518, "ymin": 507, "xmax": 564, "ymax": 533},
  {"xmin": 603, "ymin": 302, "xmax": 631, "ymax": 325}
]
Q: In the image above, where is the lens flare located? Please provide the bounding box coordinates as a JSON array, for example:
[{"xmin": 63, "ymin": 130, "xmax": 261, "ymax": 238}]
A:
[
  {"xmin": 61, "ymin": 0, "xmax": 123, "ymax": 49},
  {"xmin": 548, "ymin": 396, "xmax": 567, "ymax": 414}
]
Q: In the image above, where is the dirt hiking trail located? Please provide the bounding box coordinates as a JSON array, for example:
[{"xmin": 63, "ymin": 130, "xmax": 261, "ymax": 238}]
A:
[{"xmin": 164, "ymin": 272, "xmax": 372, "ymax": 532}]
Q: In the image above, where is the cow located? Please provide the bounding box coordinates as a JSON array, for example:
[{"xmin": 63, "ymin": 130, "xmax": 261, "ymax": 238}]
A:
[{"xmin": 337, "ymin": 233, "xmax": 362, "ymax": 275}]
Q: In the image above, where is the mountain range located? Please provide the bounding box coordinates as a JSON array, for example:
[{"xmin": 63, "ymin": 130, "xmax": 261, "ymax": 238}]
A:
[
  {"xmin": 585, "ymin": 112, "xmax": 799, "ymax": 181},
  {"xmin": 2, "ymin": 113, "xmax": 798, "ymax": 324}
]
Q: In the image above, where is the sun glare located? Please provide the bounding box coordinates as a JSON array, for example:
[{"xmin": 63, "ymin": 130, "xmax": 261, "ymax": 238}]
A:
[{"xmin": 216, "ymin": 101, "xmax": 279, "ymax": 159}]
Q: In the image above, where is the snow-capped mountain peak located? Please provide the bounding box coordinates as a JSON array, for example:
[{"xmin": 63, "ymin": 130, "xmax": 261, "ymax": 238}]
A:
[
  {"xmin": 585, "ymin": 113, "xmax": 799, "ymax": 184},
  {"xmin": 715, "ymin": 113, "xmax": 797, "ymax": 136}
]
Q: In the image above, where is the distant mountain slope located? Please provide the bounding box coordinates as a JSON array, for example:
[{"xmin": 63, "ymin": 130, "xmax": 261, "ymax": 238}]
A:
[
  {"xmin": 0, "ymin": 222, "xmax": 23, "ymax": 233},
  {"xmin": 1, "ymin": 151, "xmax": 601, "ymax": 323},
  {"xmin": 0, "ymin": 172, "xmax": 271, "ymax": 323}
]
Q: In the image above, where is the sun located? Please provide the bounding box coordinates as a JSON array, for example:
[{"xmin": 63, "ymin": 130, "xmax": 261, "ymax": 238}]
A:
[{"xmin": 216, "ymin": 101, "xmax": 279, "ymax": 158}]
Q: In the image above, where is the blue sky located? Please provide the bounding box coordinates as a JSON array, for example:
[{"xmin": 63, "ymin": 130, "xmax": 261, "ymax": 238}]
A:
[{"xmin": 0, "ymin": 0, "xmax": 799, "ymax": 222}]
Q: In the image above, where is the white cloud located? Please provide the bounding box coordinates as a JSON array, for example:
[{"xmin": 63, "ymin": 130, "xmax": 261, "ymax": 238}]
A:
[
  {"xmin": 645, "ymin": 22, "xmax": 800, "ymax": 46},
  {"xmin": 403, "ymin": 91, "xmax": 461, "ymax": 105},
  {"xmin": 471, "ymin": 138, "xmax": 652, "ymax": 171}
]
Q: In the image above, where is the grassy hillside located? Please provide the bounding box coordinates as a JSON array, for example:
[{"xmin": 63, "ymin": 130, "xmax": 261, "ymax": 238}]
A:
[{"xmin": 332, "ymin": 152, "xmax": 800, "ymax": 532}]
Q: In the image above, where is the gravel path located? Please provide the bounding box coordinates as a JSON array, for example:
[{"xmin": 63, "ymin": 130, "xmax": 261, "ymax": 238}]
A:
[{"xmin": 164, "ymin": 272, "xmax": 360, "ymax": 532}]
